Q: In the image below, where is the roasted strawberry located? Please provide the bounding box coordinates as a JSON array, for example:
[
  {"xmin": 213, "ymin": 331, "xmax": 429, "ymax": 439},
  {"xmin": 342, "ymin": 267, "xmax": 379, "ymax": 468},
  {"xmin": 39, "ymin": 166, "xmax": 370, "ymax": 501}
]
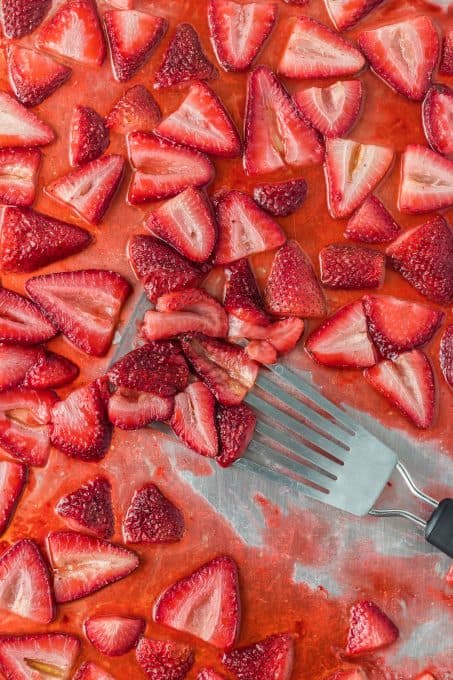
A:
[
  {"xmin": 439, "ymin": 325, "xmax": 453, "ymax": 389},
  {"xmin": 264, "ymin": 240, "xmax": 326, "ymax": 318},
  {"xmin": 228, "ymin": 316, "xmax": 304, "ymax": 355},
  {"xmin": 253, "ymin": 179, "xmax": 307, "ymax": 218},
  {"xmin": 0, "ymin": 148, "xmax": 41, "ymax": 208},
  {"xmin": 0, "ymin": 634, "xmax": 80, "ymax": 680},
  {"xmin": 386, "ymin": 216, "xmax": 453, "ymax": 305},
  {"xmin": 244, "ymin": 66, "xmax": 323, "ymax": 175},
  {"xmin": 346, "ymin": 600, "xmax": 399, "ymax": 656},
  {"xmin": 325, "ymin": 139, "xmax": 394, "ymax": 218},
  {"xmin": 246, "ymin": 339, "xmax": 277, "ymax": 364},
  {"xmin": 23, "ymin": 350, "xmax": 79, "ymax": 389},
  {"xmin": 47, "ymin": 530, "xmax": 139, "ymax": 603},
  {"xmin": 422, "ymin": 86, "xmax": 453, "ymax": 157},
  {"xmin": 294, "ymin": 80, "xmax": 363, "ymax": 138},
  {"xmin": 7, "ymin": 46, "xmax": 71, "ymax": 108},
  {"xmin": 0, "ymin": 287, "xmax": 56, "ymax": 346},
  {"xmin": 197, "ymin": 670, "xmax": 227, "ymax": 680},
  {"xmin": 325, "ymin": 670, "xmax": 368, "ymax": 680},
  {"xmin": 324, "ymin": 0, "xmax": 384, "ymax": 32},
  {"xmin": 306, "ymin": 301, "xmax": 377, "ymax": 369},
  {"xmin": 123, "ymin": 483, "xmax": 185, "ymax": 544},
  {"xmin": 363, "ymin": 295, "xmax": 443, "ymax": 358},
  {"xmin": 73, "ymin": 662, "xmax": 115, "ymax": 680},
  {"xmin": 136, "ymin": 638, "xmax": 195, "ymax": 680},
  {"xmin": 154, "ymin": 23, "xmax": 217, "ymax": 88},
  {"xmin": 413, "ymin": 674, "xmax": 436, "ymax": 680},
  {"xmin": 0, "ymin": 461, "xmax": 27, "ymax": 536},
  {"xmin": 156, "ymin": 81, "xmax": 241, "ymax": 158},
  {"xmin": 278, "ymin": 16, "xmax": 365, "ymax": 79},
  {"xmin": 358, "ymin": 16, "xmax": 439, "ymax": 101},
  {"xmin": 364, "ymin": 350, "xmax": 435, "ymax": 429},
  {"xmin": 319, "ymin": 244, "xmax": 386, "ymax": 289},
  {"xmin": 224, "ymin": 259, "xmax": 269, "ymax": 325},
  {"xmin": 104, "ymin": 10, "xmax": 168, "ymax": 82},
  {"xmin": 0, "ymin": 91, "xmax": 55, "ymax": 148},
  {"xmin": 1, "ymin": 0, "xmax": 50, "ymax": 39},
  {"xmin": 106, "ymin": 85, "xmax": 161, "ymax": 134},
  {"xmin": 216, "ymin": 402, "xmax": 256, "ymax": 467},
  {"xmin": 440, "ymin": 28, "xmax": 453, "ymax": 75},
  {"xmin": 398, "ymin": 145, "xmax": 453, "ymax": 213},
  {"xmin": 0, "ymin": 207, "xmax": 92, "ymax": 273},
  {"xmin": 85, "ymin": 615, "xmax": 146, "ymax": 656},
  {"xmin": 69, "ymin": 106, "xmax": 109, "ymax": 167},
  {"xmin": 56, "ymin": 476, "xmax": 114, "ymax": 539},
  {"xmin": 108, "ymin": 389, "xmax": 174, "ymax": 429},
  {"xmin": 222, "ymin": 633, "xmax": 294, "ymax": 679},
  {"xmin": 344, "ymin": 196, "xmax": 401, "ymax": 244},
  {"xmin": 208, "ymin": 0, "xmax": 277, "ymax": 72},
  {"xmin": 170, "ymin": 381, "xmax": 219, "ymax": 458},
  {"xmin": 154, "ymin": 555, "xmax": 241, "ymax": 650},
  {"xmin": 0, "ymin": 539, "xmax": 54, "ymax": 624},
  {"xmin": 201, "ymin": 266, "xmax": 226, "ymax": 301}
]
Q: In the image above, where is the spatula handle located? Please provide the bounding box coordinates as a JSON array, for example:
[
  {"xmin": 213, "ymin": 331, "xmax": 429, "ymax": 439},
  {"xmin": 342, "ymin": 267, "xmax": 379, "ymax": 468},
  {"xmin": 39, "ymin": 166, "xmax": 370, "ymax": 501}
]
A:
[{"xmin": 425, "ymin": 499, "xmax": 453, "ymax": 558}]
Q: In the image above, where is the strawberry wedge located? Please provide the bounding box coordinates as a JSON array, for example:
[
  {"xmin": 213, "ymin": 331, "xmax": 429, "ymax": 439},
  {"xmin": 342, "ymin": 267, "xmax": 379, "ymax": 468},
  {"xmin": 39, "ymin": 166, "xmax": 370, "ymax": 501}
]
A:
[
  {"xmin": 170, "ymin": 381, "xmax": 219, "ymax": 458},
  {"xmin": 0, "ymin": 287, "xmax": 56, "ymax": 346},
  {"xmin": 224, "ymin": 258, "xmax": 270, "ymax": 325},
  {"xmin": 122, "ymin": 483, "xmax": 185, "ymax": 544},
  {"xmin": 69, "ymin": 105, "xmax": 109, "ymax": 167},
  {"xmin": 440, "ymin": 325, "xmax": 453, "ymax": 389},
  {"xmin": 346, "ymin": 600, "xmax": 399, "ymax": 656},
  {"xmin": 7, "ymin": 45, "xmax": 72, "ymax": 108},
  {"xmin": 85, "ymin": 615, "xmax": 146, "ymax": 656},
  {"xmin": 319, "ymin": 244, "xmax": 385, "ymax": 290},
  {"xmin": 136, "ymin": 638, "xmax": 195, "ymax": 680},
  {"xmin": 74, "ymin": 662, "xmax": 115, "ymax": 680},
  {"xmin": 223, "ymin": 633, "xmax": 294, "ymax": 679},
  {"xmin": 344, "ymin": 195, "xmax": 401, "ymax": 244},
  {"xmin": 422, "ymin": 85, "xmax": 453, "ymax": 158},
  {"xmin": 0, "ymin": 91, "xmax": 54, "ymax": 147},
  {"xmin": 56, "ymin": 476, "xmax": 114, "ymax": 539},
  {"xmin": 0, "ymin": 461, "xmax": 27, "ymax": 535},
  {"xmin": 106, "ymin": 85, "xmax": 161, "ymax": 134},
  {"xmin": 0, "ymin": 634, "xmax": 80, "ymax": 680},
  {"xmin": 154, "ymin": 23, "xmax": 217, "ymax": 89},
  {"xmin": 108, "ymin": 389, "xmax": 174, "ymax": 430},
  {"xmin": 216, "ymin": 402, "xmax": 256, "ymax": 467},
  {"xmin": 324, "ymin": 0, "xmax": 384, "ymax": 32},
  {"xmin": 1, "ymin": 0, "xmax": 51, "ymax": 39},
  {"xmin": 23, "ymin": 350, "xmax": 79, "ymax": 390},
  {"xmin": 398, "ymin": 145, "xmax": 453, "ymax": 213},
  {"xmin": 294, "ymin": 80, "xmax": 363, "ymax": 139},
  {"xmin": 0, "ymin": 149, "xmax": 41, "ymax": 208}
]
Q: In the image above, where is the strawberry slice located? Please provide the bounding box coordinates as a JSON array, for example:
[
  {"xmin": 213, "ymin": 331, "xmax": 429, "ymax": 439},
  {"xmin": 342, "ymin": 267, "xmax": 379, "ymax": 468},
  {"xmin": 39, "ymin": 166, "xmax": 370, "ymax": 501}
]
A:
[
  {"xmin": 170, "ymin": 381, "xmax": 219, "ymax": 458},
  {"xmin": 0, "ymin": 634, "xmax": 80, "ymax": 680},
  {"xmin": 222, "ymin": 633, "xmax": 294, "ymax": 679},
  {"xmin": 215, "ymin": 190, "xmax": 286, "ymax": 264},
  {"xmin": 216, "ymin": 402, "xmax": 256, "ymax": 467},
  {"xmin": 1, "ymin": 0, "xmax": 50, "ymax": 39},
  {"xmin": 122, "ymin": 483, "xmax": 185, "ymax": 544},
  {"xmin": 208, "ymin": 0, "xmax": 277, "ymax": 72},
  {"xmin": 106, "ymin": 85, "xmax": 161, "ymax": 134},
  {"xmin": 36, "ymin": 0, "xmax": 106, "ymax": 67},
  {"xmin": 85, "ymin": 615, "xmax": 146, "ymax": 656},
  {"xmin": 264, "ymin": 240, "xmax": 326, "ymax": 318},
  {"xmin": 50, "ymin": 379, "xmax": 112, "ymax": 461},
  {"xmin": 143, "ymin": 289, "xmax": 228, "ymax": 341},
  {"xmin": 414, "ymin": 674, "xmax": 436, "ymax": 680},
  {"xmin": 358, "ymin": 17, "xmax": 439, "ymax": 102},
  {"xmin": 422, "ymin": 85, "xmax": 453, "ymax": 158},
  {"xmin": 127, "ymin": 132, "xmax": 214, "ymax": 204},
  {"xmin": 319, "ymin": 244, "xmax": 386, "ymax": 289},
  {"xmin": 325, "ymin": 138, "xmax": 394, "ymax": 218},
  {"xmin": 201, "ymin": 266, "xmax": 227, "ymax": 301},
  {"xmin": 0, "ymin": 461, "xmax": 26, "ymax": 535},
  {"xmin": 398, "ymin": 145, "xmax": 453, "ymax": 214},
  {"xmin": 294, "ymin": 80, "xmax": 363, "ymax": 138},
  {"xmin": 56, "ymin": 476, "xmax": 114, "ymax": 539},
  {"xmin": 47, "ymin": 530, "xmax": 139, "ymax": 603},
  {"xmin": 0, "ymin": 91, "xmax": 55, "ymax": 148},
  {"xmin": 108, "ymin": 388, "xmax": 174, "ymax": 429},
  {"xmin": 306, "ymin": 300, "xmax": 377, "ymax": 369},
  {"xmin": 325, "ymin": 670, "xmax": 368, "ymax": 680},
  {"xmin": 0, "ymin": 207, "xmax": 92, "ymax": 273},
  {"xmin": 363, "ymin": 295, "xmax": 443, "ymax": 358},
  {"xmin": 23, "ymin": 350, "xmax": 79, "ymax": 389},
  {"xmin": 0, "ymin": 539, "xmax": 54, "ymax": 623},
  {"xmin": 7, "ymin": 46, "xmax": 71, "ymax": 108},
  {"xmin": 244, "ymin": 65, "xmax": 323, "ymax": 175},
  {"xmin": 136, "ymin": 638, "xmax": 194, "ymax": 680},
  {"xmin": 46, "ymin": 154, "xmax": 125, "ymax": 225},
  {"xmin": 253, "ymin": 179, "xmax": 307, "ymax": 218},
  {"xmin": 104, "ymin": 10, "xmax": 168, "ymax": 82},
  {"xmin": 69, "ymin": 105, "xmax": 109, "ymax": 167},
  {"xmin": 154, "ymin": 555, "xmax": 241, "ymax": 650},
  {"xmin": 26, "ymin": 269, "xmax": 131, "ymax": 356},
  {"xmin": 364, "ymin": 350, "xmax": 435, "ymax": 428},
  {"xmin": 74, "ymin": 662, "xmax": 115, "ymax": 680},
  {"xmin": 346, "ymin": 600, "xmax": 399, "ymax": 656},
  {"xmin": 386, "ymin": 215, "xmax": 453, "ymax": 305},
  {"xmin": 0, "ymin": 149, "xmax": 41, "ymax": 208},
  {"xmin": 229, "ymin": 316, "xmax": 304, "ymax": 355},
  {"xmin": 198, "ymin": 670, "xmax": 227, "ymax": 680},
  {"xmin": 440, "ymin": 28, "xmax": 453, "ymax": 75},
  {"xmin": 156, "ymin": 82, "xmax": 241, "ymax": 158},
  {"xmin": 0, "ymin": 287, "xmax": 56, "ymax": 346},
  {"xmin": 440, "ymin": 325, "xmax": 453, "ymax": 389},
  {"xmin": 344, "ymin": 195, "xmax": 401, "ymax": 244},
  {"xmin": 146, "ymin": 187, "xmax": 216, "ymax": 263},
  {"xmin": 224, "ymin": 259, "xmax": 269, "ymax": 325},
  {"xmin": 154, "ymin": 23, "xmax": 217, "ymax": 89},
  {"xmin": 324, "ymin": 0, "xmax": 383, "ymax": 32},
  {"xmin": 278, "ymin": 16, "xmax": 365, "ymax": 79}
]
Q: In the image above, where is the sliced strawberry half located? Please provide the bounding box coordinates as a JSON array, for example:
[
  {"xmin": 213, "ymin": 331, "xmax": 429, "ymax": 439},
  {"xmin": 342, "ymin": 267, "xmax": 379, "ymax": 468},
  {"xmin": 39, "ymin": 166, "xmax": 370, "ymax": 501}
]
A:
[
  {"xmin": 170, "ymin": 381, "xmax": 219, "ymax": 458},
  {"xmin": 46, "ymin": 154, "xmax": 125, "ymax": 225},
  {"xmin": 440, "ymin": 324, "xmax": 453, "ymax": 389},
  {"xmin": 325, "ymin": 138, "xmax": 394, "ymax": 218},
  {"xmin": 224, "ymin": 258, "xmax": 269, "ymax": 325},
  {"xmin": 106, "ymin": 85, "xmax": 161, "ymax": 134},
  {"xmin": 208, "ymin": 0, "xmax": 277, "ymax": 72},
  {"xmin": 358, "ymin": 16, "xmax": 439, "ymax": 102},
  {"xmin": 386, "ymin": 215, "xmax": 453, "ymax": 305},
  {"xmin": 127, "ymin": 132, "xmax": 214, "ymax": 204},
  {"xmin": 344, "ymin": 195, "xmax": 401, "ymax": 244},
  {"xmin": 104, "ymin": 10, "xmax": 168, "ymax": 82},
  {"xmin": 364, "ymin": 350, "xmax": 435, "ymax": 429},
  {"xmin": 0, "ymin": 634, "xmax": 80, "ymax": 680},
  {"xmin": 122, "ymin": 483, "xmax": 185, "ymax": 544},
  {"xmin": 56, "ymin": 476, "xmax": 114, "ymax": 539},
  {"xmin": 0, "ymin": 91, "xmax": 55, "ymax": 148},
  {"xmin": 23, "ymin": 350, "xmax": 79, "ymax": 389},
  {"xmin": 325, "ymin": 670, "xmax": 368, "ymax": 680},
  {"xmin": 244, "ymin": 65, "xmax": 323, "ymax": 175},
  {"xmin": 413, "ymin": 674, "xmax": 436, "ymax": 680},
  {"xmin": 154, "ymin": 555, "xmax": 241, "ymax": 650},
  {"xmin": 50, "ymin": 379, "xmax": 112, "ymax": 461},
  {"xmin": 0, "ymin": 206, "xmax": 92, "ymax": 273},
  {"xmin": 69, "ymin": 105, "xmax": 109, "ymax": 167},
  {"xmin": 36, "ymin": 0, "xmax": 106, "ymax": 67},
  {"xmin": 197, "ymin": 670, "xmax": 227, "ymax": 680},
  {"xmin": 346, "ymin": 600, "xmax": 399, "ymax": 656},
  {"xmin": 47, "ymin": 530, "xmax": 139, "ymax": 603},
  {"xmin": 136, "ymin": 638, "xmax": 194, "ymax": 680},
  {"xmin": 229, "ymin": 316, "xmax": 304, "ymax": 355},
  {"xmin": 319, "ymin": 244, "xmax": 386, "ymax": 289},
  {"xmin": 222, "ymin": 633, "xmax": 294, "ymax": 679},
  {"xmin": 26, "ymin": 269, "xmax": 131, "ymax": 356},
  {"xmin": 215, "ymin": 190, "xmax": 286, "ymax": 264},
  {"xmin": 85, "ymin": 615, "xmax": 146, "ymax": 656},
  {"xmin": 0, "ymin": 149, "xmax": 41, "ymax": 209},
  {"xmin": 253, "ymin": 179, "xmax": 307, "ymax": 218},
  {"xmin": 278, "ymin": 16, "xmax": 365, "ymax": 79},
  {"xmin": 363, "ymin": 295, "xmax": 443, "ymax": 358},
  {"xmin": 440, "ymin": 28, "xmax": 453, "ymax": 76},
  {"xmin": 108, "ymin": 388, "xmax": 174, "ymax": 429},
  {"xmin": 0, "ymin": 287, "xmax": 56, "ymax": 346},
  {"xmin": 216, "ymin": 402, "xmax": 256, "ymax": 467},
  {"xmin": 0, "ymin": 539, "xmax": 54, "ymax": 624},
  {"xmin": 0, "ymin": 461, "xmax": 27, "ymax": 535},
  {"xmin": 422, "ymin": 85, "xmax": 453, "ymax": 158},
  {"xmin": 7, "ymin": 46, "xmax": 71, "ymax": 109},
  {"xmin": 156, "ymin": 81, "xmax": 241, "ymax": 158},
  {"xmin": 294, "ymin": 80, "xmax": 363, "ymax": 138},
  {"xmin": 324, "ymin": 0, "xmax": 384, "ymax": 32},
  {"xmin": 399, "ymin": 144, "xmax": 453, "ymax": 213},
  {"xmin": 264, "ymin": 240, "xmax": 326, "ymax": 318},
  {"xmin": 74, "ymin": 662, "xmax": 115, "ymax": 680},
  {"xmin": 306, "ymin": 300, "xmax": 377, "ymax": 369},
  {"xmin": 154, "ymin": 23, "xmax": 218, "ymax": 89},
  {"xmin": 1, "ymin": 0, "xmax": 51, "ymax": 39}
]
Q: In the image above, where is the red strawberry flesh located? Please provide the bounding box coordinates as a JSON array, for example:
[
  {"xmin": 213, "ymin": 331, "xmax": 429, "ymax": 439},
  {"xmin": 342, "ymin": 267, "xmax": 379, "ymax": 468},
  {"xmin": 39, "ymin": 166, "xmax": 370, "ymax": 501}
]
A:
[
  {"xmin": 344, "ymin": 195, "xmax": 401, "ymax": 244},
  {"xmin": 7, "ymin": 45, "xmax": 71, "ymax": 108},
  {"xmin": 0, "ymin": 634, "xmax": 80, "ymax": 680},
  {"xmin": 170, "ymin": 381, "xmax": 219, "ymax": 458},
  {"xmin": 0, "ymin": 287, "xmax": 56, "ymax": 346},
  {"xmin": 56, "ymin": 476, "xmax": 114, "ymax": 539},
  {"xmin": 122, "ymin": 483, "xmax": 185, "ymax": 544},
  {"xmin": 346, "ymin": 600, "xmax": 399, "ymax": 656},
  {"xmin": 224, "ymin": 258, "xmax": 269, "ymax": 325},
  {"xmin": 154, "ymin": 23, "xmax": 217, "ymax": 89},
  {"xmin": 1, "ymin": 0, "xmax": 51, "ymax": 39},
  {"xmin": 69, "ymin": 106, "xmax": 109, "ymax": 167},
  {"xmin": 0, "ymin": 148, "xmax": 41, "ymax": 208},
  {"xmin": 85, "ymin": 615, "xmax": 145, "ymax": 657},
  {"xmin": 0, "ymin": 461, "xmax": 27, "ymax": 536},
  {"xmin": 23, "ymin": 350, "xmax": 79, "ymax": 389},
  {"xmin": 216, "ymin": 402, "xmax": 256, "ymax": 467},
  {"xmin": 106, "ymin": 85, "xmax": 161, "ymax": 134},
  {"xmin": 422, "ymin": 86, "xmax": 453, "ymax": 157},
  {"xmin": 319, "ymin": 244, "xmax": 386, "ymax": 289},
  {"xmin": 0, "ymin": 91, "xmax": 55, "ymax": 148},
  {"xmin": 440, "ymin": 324, "xmax": 453, "ymax": 389},
  {"xmin": 222, "ymin": 633, "xmax": 294, "ymax": 680},
  {"xmin": 253, "ymin": 179, "xmax": 308, "ymax": 218},
  {"xmin": 398, "ymin": 145, "xmax": 453, "ymax": 214},
  {"xmin": 294, "ymin": 80, "xmax": 363, "ymax": 138},
  {"xmin": 108, "ymin": 388, "xmax": 174, "ymax": 429},
  {"xmin": 136, "ymin": 638, "xmax": 194, "ymax": 680}
]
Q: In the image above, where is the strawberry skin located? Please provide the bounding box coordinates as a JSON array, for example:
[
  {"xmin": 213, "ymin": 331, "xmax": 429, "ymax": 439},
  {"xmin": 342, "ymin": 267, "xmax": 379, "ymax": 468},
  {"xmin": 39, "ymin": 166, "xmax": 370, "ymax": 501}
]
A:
[
  {"xmin": 70, "ymin": 106, "xmax": 110, "ymax": 167},
  {"xmin": 440, "ymin": 324, "xmax": 453, "ymax": 389},
  {"xmin": 136, "ymin": 638, "xmax": 195, "ymax": 680},
  {"xmin": 106, "ymin": 85, "xmax": 161, "ymax": 134},
  {"xmin": 0, "ymin": 148, "xmax": 41, "ymax": 208},
  {"xmin": 198, "ymin": 670, "xmax": 227, "ymax": 680},
  {"xmin": 170, "ymin": 381, "xmax": 219, "ymax": 458},
  {"xmin": 253, "ymin": 179, "xmax": 307, "ymax": 218},
  {"xmin": 224, "ymin": 258, "xmax": 270, "ymax": 326},
  {"xmin": 154, "ymin": 23, "xmax": 218, "ymax": 89},
  {"xmin": 222, "ymin": 633, "xmax": 295, "ymax": 680},
  {"xmin": 56, "ymin": 476, "xmax": 114, "ymax": 539},
  {"xmin": 319, "ymin": 244, "xmax": 386, "ymax": 290},
  {"xmin": 1, "ymin": 0, "xmax": 50, "ymax": 39},
  {"xmin": 73, "ymin": 662, "xmax": 115, "ymax": 680},
  {"xmin": 346, "ymin": 600, "xmax": 399, "ymax": 656},
  {"xmin": 122, "ymin": 483, "xmax": 185, "ymax": 544},
  {"xmin": 325, "ymin": 670, "xmax": 368, "ymax": 680},
  {"xmin": 23, "ymin": 350, "xmax": 79, "ymax": 390},
  {"xmin": 398, "ymin": 145, "xmax": 453, "ymax": 213},
  {"xmin": 440, "ymin": 28, "xmax": 453, "ymax": 75},
  {"xmin": 85, "ymin": 615, "xmax": 145, "ymax": 657},
  {"xmin": 108, "ymin": 388, "xmax": 174, "ymax": 429},
  {"xmin": 294, "ymin": 80, "xmax": 363, "ymax": 139},
  {"xmin": 228, "ymin": 316, "xmax": 304, "ymax": 355},
  {"xmin": 324, "ymin": 0, "xmax": 384, "ymax": 32},
  {"xmin": 422, "ymin": 85, "xmax": 453, "ymax": 158},
  {"xmin": 0, "ymin": 91, "xmax": 55, "ymax": 148},
  {"xmin": 344, "ymin": 195, "xmax": 401, "ymax": 244},
  {"xmin": 0, "ymin": 460, "xmax": 27, "ymax": 536},
  {"xmin": 7, "ymin": 46, "xmax": 72, "ymax": 108},
  {"xmin": 0, "ymin": 287, "xmax": 56, "ymax": 346},
  {"xmin": 0, "ymin": 634, "xmax": 80, "ymax": 680},
  {"xmin": 216, "ymin": 402, "xmax": 256, "ymax": 467}
]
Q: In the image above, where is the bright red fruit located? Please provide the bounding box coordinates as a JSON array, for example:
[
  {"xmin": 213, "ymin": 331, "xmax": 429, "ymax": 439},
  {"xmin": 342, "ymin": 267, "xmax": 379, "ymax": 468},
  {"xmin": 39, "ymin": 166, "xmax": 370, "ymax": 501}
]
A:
[
  {"xmin": 440, "ymin": 28, "xmax": 453, "ymax": 75},
  {"xmin": 422, "ymin": 86, "xmax": 453, "ymax": 157},
  {"xmin": 136, "ymin": 638, "xmax": 195, "ymax": 680},
  {"xmin": 439, "ymin": 325, "xmax": 453, "ymax": 389},
  {"xmin": 398, "ymin": 145, "xmax": 453, "ymax": 213},
  {"xmin": 154, "ymin": 23, "xmax": 217, "ymax": 88},
  {"xmin": 197, "ymin": 670, "xmax": 227, "ymax": 680},
  {"xmin": 222, "ymin": 633, "xmax": 294, "ymax": 680},
  {"xmin": 0, "ymin": 461, "xmax": 26, "ymax": 535},
  {"xmin": 346, "ymin": 600, "xmax": 399, "ymax": 656},
  {"xmin": 69, "ymin": 106, "xmax": 109, "ymax": 167},
  {"xmin": 123, "ymin": 483, "xmax": 185, "ymax": 544},
  {"xmin": 56, "ymin": 476, "xmax": 114, "ymax": 539},
  {"xmin": 216, "ymin": 402, "xmax": 256, "ymax": 467},
  {"xmin": 7, "ymin": 46, "xmax": 71, "ymax": 108},
  {"xmin": 246, "ymin": 339, "xmax": 284, "ymax": 364},
  {"xmin": 0, "ymin": 287, "xmax": 56, "ymax": 346},
  {"xmin": 170, "ymin": 382, "xmax": 219, "ymax": 458},
  {"xmin": 23, "ymin": 350, "xmax": 79, "ymax": 389},
  {"xmin": 0, "ymin": 346, "xmax": 43, "ymax": 391},
  {"xmin": 73, "ymin": 662, "xmax": 115, "ymax": 680},
  {"xmin": 0, "ymin": 149, "xmax": 41, "ymax": 208},
  {"xmin": 106, "ymin": 85, "xmax": 161, "ymax": 134},
  {"xmin": 0, "ymin": 634, "xmax": 80, "ymax": 680},
  {"xmin": 324, "ymin": 0, "xmax": 384, "ymax": 32},
  {"xmin": 1, "ymin": 0, "xmax": 50, "ymax": 39},
  {"xmin": 108, "ymin": 389, "xmax": 174, "ymax": 429},
  {"xmin": 228, "ymin": 316, "xmax": 304, "ymax": 355},
  {"xmin": 294, "ymin": 80, "xmax": 363, "ymax": 138},
  {"xmin": 319, "ymin": 244, "xmax": 386, "ymax": 290},
  {"xmin": 0, "ymin": 91, "xmax": 55, "ymax": 148},
  {"xmin": 253, "ymin": 179, "xmax": 307, "ymax": 218},
  {"xmin": 224, "ymin": 259, "xmax": 269, "ymax": 325},
  {"xmin": 85, "ymin": 615, "xmax": 145, "ymax": 656},
  {"xmin": 325, "ymin": 670, "xmax": 368, "ymax": 680},
  {"xmin": 344, "ymin": 196, "xmax": 401, "ymax": 244}
]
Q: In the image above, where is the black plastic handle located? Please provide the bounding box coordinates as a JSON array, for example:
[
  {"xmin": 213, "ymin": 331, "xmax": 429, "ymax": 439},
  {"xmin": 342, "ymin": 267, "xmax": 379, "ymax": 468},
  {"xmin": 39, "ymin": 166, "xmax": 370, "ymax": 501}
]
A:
[{"xmin": 425, "ymin": 499, "xmax": 453, "ymax": 558}]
